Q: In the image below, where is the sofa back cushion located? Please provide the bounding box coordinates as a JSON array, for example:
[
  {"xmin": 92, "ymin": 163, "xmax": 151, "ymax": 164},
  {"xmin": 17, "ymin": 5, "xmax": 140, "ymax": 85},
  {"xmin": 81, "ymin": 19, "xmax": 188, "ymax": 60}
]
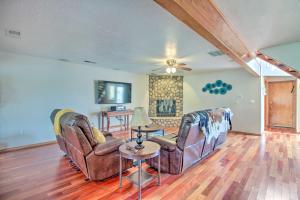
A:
[
  {"xmin": 177, "ymin": 112, "xmax": 206, "ymax": 150},
  {"xmin": 177, "ymin": 114, "xmax": 192, "ymax": 150},
  {"xmin": 60, "ymin": 112, "xmax": 98, "ymax": 147},
  {"xmin": 63, "ymin": 125, "xmax": 93, "ymax": 156},
  {"xmin": 50, "ymin": 109, "xmax": 61, "ymax": 125},
  {"xmin": 177, "ymin": 108, "xmax": 232, "ymax": 151}
]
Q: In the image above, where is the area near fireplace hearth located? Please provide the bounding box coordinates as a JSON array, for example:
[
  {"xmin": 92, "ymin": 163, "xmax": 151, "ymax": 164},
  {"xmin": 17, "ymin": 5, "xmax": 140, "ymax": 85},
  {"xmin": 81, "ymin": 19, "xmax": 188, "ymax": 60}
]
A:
[{"xmin": 148, "ymin": 75, "xmax": 183, "ymax": 127}]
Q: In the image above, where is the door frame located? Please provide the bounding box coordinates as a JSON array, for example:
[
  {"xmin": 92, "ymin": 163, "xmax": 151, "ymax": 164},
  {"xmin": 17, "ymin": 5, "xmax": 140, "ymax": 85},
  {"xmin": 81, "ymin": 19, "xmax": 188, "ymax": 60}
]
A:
[{"xmin": 264, "ymin": 79, "xmax": 297, "ymax": 130}]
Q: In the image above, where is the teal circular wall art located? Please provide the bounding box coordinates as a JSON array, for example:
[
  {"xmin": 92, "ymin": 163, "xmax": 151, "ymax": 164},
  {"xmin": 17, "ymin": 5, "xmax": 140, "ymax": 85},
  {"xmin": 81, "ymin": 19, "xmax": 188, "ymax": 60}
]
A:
[{"xmin": 202, "ymin": 80, "xmax": 232, "ymax": 95}]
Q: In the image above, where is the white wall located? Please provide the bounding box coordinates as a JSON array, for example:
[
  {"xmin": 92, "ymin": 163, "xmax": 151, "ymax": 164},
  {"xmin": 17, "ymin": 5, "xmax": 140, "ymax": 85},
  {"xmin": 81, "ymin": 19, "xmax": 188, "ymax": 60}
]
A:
[
  {"xmin": 0, "ymin": 52, "xmax": 148, "ymax": 148},
  {"xmin": 297, "ymin": 79, "xmax": 300, "ymax": 132},
  {"xmin": 183, "ymin": 68, "xmax": 262, "ymax": 134}
]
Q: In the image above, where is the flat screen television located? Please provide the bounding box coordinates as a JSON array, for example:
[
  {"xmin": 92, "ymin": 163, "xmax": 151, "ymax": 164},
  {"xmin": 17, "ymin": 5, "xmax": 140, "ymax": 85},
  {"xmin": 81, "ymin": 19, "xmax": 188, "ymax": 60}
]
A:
[{"xmin": 95, "ymin": 80, "xmax": 132, "ymax": 104}]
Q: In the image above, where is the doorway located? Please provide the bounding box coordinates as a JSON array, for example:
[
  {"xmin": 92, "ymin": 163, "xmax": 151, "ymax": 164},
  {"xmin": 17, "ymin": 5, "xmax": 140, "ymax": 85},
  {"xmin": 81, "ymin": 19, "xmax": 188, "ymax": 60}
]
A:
[{"xmin": 265, "ymin": 79, "xmax": 296, "ymax": 130}]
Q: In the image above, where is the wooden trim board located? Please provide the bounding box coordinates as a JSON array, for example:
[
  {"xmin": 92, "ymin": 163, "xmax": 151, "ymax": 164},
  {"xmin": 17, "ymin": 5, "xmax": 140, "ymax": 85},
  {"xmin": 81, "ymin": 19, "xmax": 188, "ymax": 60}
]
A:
[
  {"xmin": 257, "ymin": 51, "xmax": 300, "ymax": 79},
  {"xmin": 0, "ymin": 140, "xmax": 57, "ymax": 153},
  {"xmin": 230, "ymin": 130, "xmax": 261, "ymax": 136}
]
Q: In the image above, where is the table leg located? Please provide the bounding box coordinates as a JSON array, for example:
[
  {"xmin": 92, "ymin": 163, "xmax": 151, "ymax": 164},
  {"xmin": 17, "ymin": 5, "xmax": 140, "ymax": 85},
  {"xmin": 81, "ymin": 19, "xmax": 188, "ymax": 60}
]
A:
[
  {"xmin": 125, "ymin": 115, "xmax": 128, "ymax": 130},
  {"xmin": 126, "ymin": 115, "xmax": 129, "ymax": 130},
  {"xmin": 101, "ymin": 114, "xmax": 104, "ymax": 132},
  {"xmin": 158, "ymin": 154, "xmax": 161, "ymax": 186},
  {"xmin": 98, "ymin": 113, "xmax": 100, "ymax": 130},
  {"xmin": 107, "ymin": 116, "xmax": 110, "ymax": 132},
  {"xmin": 162, "ymin": 129, "xmax": 165, "ymax": 136},
  {"xmin": 119, "ymin": 154, "xmax": 122, "ymax": 188},
  {"xmin": 138, "ymin": 160, "xmax": 142, "ymax": 200},
  {"xmin": 122, "ymin": 115, "xmax": 127, "ymax": 131},
  {"xmin": 146, "ymin": 132, "xmax": 148, "ymax": 140}
]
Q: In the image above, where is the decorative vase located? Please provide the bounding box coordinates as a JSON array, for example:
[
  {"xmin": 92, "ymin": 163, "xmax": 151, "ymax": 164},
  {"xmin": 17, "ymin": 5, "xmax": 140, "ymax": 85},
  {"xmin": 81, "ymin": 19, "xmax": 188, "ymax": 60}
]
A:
[{"xmin": 135, "ymin": 126, "xmax": 144, "ymax": 149}]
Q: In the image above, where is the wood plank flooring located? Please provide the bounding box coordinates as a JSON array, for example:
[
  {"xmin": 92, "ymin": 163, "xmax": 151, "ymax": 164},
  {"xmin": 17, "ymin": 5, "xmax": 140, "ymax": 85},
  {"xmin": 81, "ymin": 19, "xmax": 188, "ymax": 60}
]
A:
[{"xmin": 1, "ymin": 130, "xmax": 300, "ymax": 200}]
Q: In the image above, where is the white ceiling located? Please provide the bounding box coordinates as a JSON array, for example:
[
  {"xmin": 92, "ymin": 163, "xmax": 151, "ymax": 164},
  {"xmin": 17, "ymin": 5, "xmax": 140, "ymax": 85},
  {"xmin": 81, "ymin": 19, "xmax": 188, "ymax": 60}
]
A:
[
  {"xmin": 214, "ymin": 0, "xmax": 300, "ymax": 51},
  {"xmin": 0, "ymin": 0, "xmax": 239, "ymax": 74}
]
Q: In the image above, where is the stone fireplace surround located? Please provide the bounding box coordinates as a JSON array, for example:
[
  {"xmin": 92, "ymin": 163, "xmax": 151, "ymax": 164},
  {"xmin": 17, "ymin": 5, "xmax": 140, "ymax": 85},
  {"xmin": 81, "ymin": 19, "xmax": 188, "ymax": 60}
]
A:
[{"xmin": 148, "ymin": 75, "xmax": 183, "ymax": 127}]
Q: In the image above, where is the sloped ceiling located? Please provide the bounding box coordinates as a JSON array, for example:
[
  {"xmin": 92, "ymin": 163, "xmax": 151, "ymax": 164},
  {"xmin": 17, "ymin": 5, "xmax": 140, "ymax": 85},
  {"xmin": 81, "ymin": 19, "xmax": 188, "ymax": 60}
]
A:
[
  {"xmin": 214, "ymin": 0, "xmax": 300, "ymax": 51},
  {"xmin": 0, "ymin": 0, "xmax": 239, "ymax": 74}
]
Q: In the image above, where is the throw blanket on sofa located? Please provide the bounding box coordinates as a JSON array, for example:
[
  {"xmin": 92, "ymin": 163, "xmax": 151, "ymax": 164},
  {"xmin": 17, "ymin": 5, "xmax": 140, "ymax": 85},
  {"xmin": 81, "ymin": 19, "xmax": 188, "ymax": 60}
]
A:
[
  {"xmin": 197, "ymin": 108, "xmax": 233, "ymax": 144},
  {"xmin": 53, "ymin": 109, "xmax": 74, "ymax": 135}
]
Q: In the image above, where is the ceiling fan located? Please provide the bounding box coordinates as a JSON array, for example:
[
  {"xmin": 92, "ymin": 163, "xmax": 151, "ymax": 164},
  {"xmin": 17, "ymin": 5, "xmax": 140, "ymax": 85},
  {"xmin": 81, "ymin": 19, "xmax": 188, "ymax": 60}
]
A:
[{"xmin": 151, "ymin": 58, "xmax": 192, "ymax": 74}]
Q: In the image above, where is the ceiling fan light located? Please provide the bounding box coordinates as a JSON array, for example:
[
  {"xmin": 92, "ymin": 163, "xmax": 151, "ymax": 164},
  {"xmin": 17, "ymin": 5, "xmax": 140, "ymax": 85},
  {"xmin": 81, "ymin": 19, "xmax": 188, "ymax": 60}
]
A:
[
  {"xmin": 166, "ymin": 67, "xmax": 171, "ymax": 74},
  {"xmin": 171, "ymin": 67, "xmax": 176, "ymax": 73}
]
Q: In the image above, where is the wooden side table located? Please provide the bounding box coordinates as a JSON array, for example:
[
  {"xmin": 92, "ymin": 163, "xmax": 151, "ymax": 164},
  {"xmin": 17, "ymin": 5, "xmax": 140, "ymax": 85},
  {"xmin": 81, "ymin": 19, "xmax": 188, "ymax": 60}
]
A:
[
  {"xmin": 99, "ymin": 110, "xmax": 133, "ymax": 132},
  {"xmin": 119, "ymin": 141, "xmax": 161, "ymax": 200},
  {"xmin": 131, "ymin": 125, "xmax": 165, "ymax": 141}
]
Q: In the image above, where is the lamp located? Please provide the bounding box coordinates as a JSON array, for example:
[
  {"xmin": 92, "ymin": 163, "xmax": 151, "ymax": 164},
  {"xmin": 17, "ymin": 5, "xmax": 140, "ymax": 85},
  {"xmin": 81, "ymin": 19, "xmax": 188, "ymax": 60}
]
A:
[
  {"xmin": 171, "ymin": 67, "xmax": 176, "ymax": 73},
  {"xmin": 166, "ymin": 67, "xmax": 176, "ymax": 74},
  {"xmin": 166, "ymin": 67, "xmax": 171, "ymax": 74},
  {"xmin": 131, "ymin": 107, "xmax": 151, "ymax": 149}
]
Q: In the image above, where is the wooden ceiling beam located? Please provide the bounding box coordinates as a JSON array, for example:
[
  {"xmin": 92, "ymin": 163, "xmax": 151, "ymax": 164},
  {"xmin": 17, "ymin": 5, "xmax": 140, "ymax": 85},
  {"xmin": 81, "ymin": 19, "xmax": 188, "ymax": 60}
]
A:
[
  {"xmin": 256, "ymin": 51, "xmax": 300, "ymax": 79},
  {"xmin": 154, "ymin": 0, "xmax": 259, "ymax": 76}
]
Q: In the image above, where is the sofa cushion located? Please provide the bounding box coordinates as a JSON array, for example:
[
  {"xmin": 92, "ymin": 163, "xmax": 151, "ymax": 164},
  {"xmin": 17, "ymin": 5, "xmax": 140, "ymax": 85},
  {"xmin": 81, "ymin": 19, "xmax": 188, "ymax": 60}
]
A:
[
  {"xmin": 92, "ymin": 127, "xmax": 106, "ymax": 144},
  {"xmin": 63, "ymin": 125, "xmax": 93, "ymax": 156},
  {"xmin": 177, "ymin": 114, "xmax": 193, "ymax": 150},
  {"xmin": 60, "ymin": 112, "xmax": 98, "ymax": 147}
]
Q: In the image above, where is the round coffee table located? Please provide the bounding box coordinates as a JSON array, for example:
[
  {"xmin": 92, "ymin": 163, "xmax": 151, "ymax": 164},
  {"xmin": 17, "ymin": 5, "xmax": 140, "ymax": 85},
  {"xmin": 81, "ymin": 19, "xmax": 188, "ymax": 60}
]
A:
[
  {"xmin": 119, "ymin": 141, "xmax": 161, "ymax": 200},
  {"xmin": 131, "ymin": 125, "xmax": 164, "ymax": 141}
]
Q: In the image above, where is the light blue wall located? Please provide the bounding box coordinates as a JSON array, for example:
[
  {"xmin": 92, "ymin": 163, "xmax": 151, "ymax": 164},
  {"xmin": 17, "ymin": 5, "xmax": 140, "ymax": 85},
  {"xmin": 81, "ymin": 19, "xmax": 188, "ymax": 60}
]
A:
[
  {"xmin": 0, "ymin": 52, "xmax": 148, "ymax": 148},
  {"xmin": 183, "ymin": 69, "xmax": 262, "ymax": 134},
  {"xmin": 261, "ymin": 42, "xmax": 300, "ymax": 71}
]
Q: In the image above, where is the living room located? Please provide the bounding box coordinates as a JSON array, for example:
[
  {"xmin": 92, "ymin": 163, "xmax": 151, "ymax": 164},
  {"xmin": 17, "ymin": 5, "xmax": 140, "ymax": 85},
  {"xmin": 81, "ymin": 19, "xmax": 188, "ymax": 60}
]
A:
[{"xmin": 1, "ymin": 0, "xmax": 300, "ymax": 200}]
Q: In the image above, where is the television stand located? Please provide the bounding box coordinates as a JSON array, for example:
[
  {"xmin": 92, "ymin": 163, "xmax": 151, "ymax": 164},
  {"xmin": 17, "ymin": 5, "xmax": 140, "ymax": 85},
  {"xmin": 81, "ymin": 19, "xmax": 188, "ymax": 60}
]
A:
[{"xmin": 99, "ymin": 110, "xmax": 134, "ymax": 132}]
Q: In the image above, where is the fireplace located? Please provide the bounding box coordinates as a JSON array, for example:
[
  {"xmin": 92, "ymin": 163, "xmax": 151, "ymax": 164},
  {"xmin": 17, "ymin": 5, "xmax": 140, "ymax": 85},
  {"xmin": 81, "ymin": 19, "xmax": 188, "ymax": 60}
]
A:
[{"xmin": 156, "ymin": 99, "xmax": 176, "ymax": 117}]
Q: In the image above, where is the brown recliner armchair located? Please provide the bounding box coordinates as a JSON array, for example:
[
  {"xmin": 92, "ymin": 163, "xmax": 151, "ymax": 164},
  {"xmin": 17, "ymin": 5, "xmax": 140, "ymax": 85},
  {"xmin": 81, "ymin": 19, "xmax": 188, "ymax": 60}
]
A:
[
  {"xmin": 50, "ymin": 110, "xmax": 132, "ymax": 181},
  {"xmin": 147, "ymin": 109, "xmax": 232, "ymax": 174}
]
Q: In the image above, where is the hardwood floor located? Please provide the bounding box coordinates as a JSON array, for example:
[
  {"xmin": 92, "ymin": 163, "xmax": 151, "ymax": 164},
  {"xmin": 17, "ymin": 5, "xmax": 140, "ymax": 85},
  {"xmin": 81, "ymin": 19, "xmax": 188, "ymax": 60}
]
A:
[{"xmin": 1, "ymin": 130, "xmax": 300, "ymax": 200}]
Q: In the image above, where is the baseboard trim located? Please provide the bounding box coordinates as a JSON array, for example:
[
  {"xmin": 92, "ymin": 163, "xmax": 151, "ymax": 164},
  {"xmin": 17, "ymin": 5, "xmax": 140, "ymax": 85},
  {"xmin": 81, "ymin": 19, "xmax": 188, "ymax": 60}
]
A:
[
  {"xmin": 230, "ymin": 130, "xmax": 261, "ymax": 136},
  {"xmin": 0, "ymin": 140, "xmax": 57, "ymax": 153}
]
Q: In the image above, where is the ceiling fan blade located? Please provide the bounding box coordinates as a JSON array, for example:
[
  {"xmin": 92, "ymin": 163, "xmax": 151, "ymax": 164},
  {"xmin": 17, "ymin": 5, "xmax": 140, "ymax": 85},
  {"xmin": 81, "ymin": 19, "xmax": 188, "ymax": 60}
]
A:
[
  {"xmin": 176, "ymin": 66, "xmax": 192, "ymax": 71},
  {"xmin": 148, "ymin": 72, "xmax": 159, "ymax": 76},
  {"xmin": 176, "ymin": 63, "xmax": 187, "ymax": 67},
  {"xmin": 151, "ymin": 67, "xmax": 164, "ymax": 72},
  {"xmin": 151, "ymin": 62, "xmax": 165, "ymax": 66}
]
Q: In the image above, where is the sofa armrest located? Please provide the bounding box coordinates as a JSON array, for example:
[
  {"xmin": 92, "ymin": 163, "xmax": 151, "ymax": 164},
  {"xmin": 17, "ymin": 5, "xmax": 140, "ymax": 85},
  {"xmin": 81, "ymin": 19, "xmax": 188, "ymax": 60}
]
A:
[
  {"xmin": 94, "ymin": 138, "xmax": 124, "ymax": 156},
  {"xmin": 149, "ymin": 136, "xmax": 177, "ymax": 151}
]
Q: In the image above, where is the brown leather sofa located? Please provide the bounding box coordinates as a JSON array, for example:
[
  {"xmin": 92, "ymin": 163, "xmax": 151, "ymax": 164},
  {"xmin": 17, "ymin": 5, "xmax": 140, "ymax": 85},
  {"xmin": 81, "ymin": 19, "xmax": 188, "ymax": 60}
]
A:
[
  {"xmin": 146, "ymin": 109, "xmax": 232, "ymax": 174},
  {"xmin": 50, "ymin": 109, "xmax": 68, "ymax": 155},
  {"xmin": 50, "ymin": 110, "xmax": 132, "ymax": 181}
]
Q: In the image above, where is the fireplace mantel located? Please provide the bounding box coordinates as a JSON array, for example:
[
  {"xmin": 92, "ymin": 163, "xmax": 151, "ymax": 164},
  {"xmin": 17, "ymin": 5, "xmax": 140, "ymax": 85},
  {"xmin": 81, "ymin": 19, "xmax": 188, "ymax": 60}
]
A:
[{"xmin": 150, "ymin": 116, "xmax": 182, "ymax": 127}]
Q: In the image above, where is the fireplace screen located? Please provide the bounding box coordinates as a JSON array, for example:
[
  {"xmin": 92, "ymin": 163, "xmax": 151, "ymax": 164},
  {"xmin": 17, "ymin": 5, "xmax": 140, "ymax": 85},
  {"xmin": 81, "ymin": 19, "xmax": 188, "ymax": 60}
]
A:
[{"xmin": 156, "ymin": 99, "xmax": 176, "ymax": 117}]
